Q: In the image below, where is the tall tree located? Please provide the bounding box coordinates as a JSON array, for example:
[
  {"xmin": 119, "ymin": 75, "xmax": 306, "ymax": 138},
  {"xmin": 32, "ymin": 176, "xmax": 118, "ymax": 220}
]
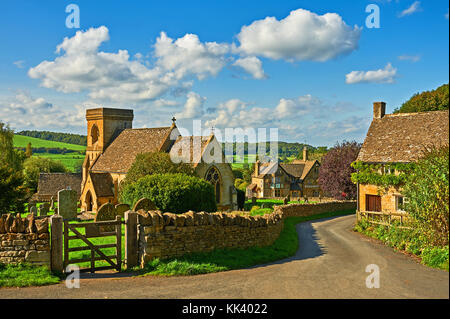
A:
[
  {"xmin": 394, "ymin": 84, "xmax": 449, "ymax": 114},
  {"xmin": 317, "ymin": 141, "xmax": 361, "ymax": 200}
]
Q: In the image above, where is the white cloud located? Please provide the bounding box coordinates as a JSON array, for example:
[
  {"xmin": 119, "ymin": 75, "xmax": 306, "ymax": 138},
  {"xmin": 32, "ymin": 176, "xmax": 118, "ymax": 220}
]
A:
[
  {"xmin": 13, "ymin": 60, "xmax": 25, "ymax": 69},
  {"xmin": 274, "ymin": 95, "xmax": 321, "ymax": 118},
  {"xmin": 345, "ymin": 63, "xmax": 397, "ymax": 84},
  {"xmin": 399, "ymin": 1, "xmax": 421, "ymax": 17},
  {"xmin": 398, "ymin": 54, "xmax": 421, "ymax": 62},
  {"xmin": 175, "ymin": 92, "xmax": 206, "ymax": 119},
  {"xmin": 236, "ymin": 8, "xmax": 361, "ymax": 62},
  {"xmin": 233, "ymin": 56, "xmax": 267, "ymax": 79},
  {"xmin": 154, "ymin": 32, "xmax": 230, "ymax": 81}
]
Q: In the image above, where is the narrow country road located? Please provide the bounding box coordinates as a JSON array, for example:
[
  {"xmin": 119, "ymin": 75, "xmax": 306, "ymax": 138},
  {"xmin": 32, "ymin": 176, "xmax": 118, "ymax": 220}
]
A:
[{"xmin": 1, "ymin": 214, "xmax": 448, "ymax": 299}]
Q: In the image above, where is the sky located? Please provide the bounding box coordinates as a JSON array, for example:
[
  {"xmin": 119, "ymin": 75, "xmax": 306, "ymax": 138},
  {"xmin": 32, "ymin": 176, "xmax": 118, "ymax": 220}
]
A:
[{"xmin": 0, "ymin": 0, "xmax": 448, "ymax": 147}]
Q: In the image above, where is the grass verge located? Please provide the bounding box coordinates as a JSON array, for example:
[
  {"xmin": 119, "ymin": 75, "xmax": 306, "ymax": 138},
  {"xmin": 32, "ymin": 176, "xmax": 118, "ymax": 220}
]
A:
[
  {"xmin": 0, "ymin": 263, "xmax": 61, "ymax": 288},
  {"xmin": 139, "ymin": 210, "xmax": 355, "ymax": 276}
]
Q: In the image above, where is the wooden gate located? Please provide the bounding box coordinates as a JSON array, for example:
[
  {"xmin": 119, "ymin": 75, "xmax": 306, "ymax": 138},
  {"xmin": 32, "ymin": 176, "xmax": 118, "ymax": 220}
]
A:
[{"xmin": 63, "ymin": 216, "xmax": 122, "ymax": 273}]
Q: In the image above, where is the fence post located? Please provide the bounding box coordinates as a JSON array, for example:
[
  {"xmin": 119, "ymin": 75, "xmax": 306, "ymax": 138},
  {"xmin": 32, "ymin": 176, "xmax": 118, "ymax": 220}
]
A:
[
  {"xmin": 125, "ymin": 210, "xmax": 138, "ymax": 269},
  {"xmin": 50, "ymin": 214, "xmax": 63, "ymax": 273}
]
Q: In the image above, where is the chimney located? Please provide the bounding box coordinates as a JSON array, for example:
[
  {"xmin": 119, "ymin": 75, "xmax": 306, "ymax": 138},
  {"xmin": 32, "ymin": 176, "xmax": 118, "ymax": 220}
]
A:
[
  {"xmin": 255, "ymin": 160, "xmax": 260, "ymax": 176},
  {"xmin": 373, "ymin": 102, "xmax": 386, "ymax": 119},
  {"xmin": 303, "ymin": 147, "xmax": 308, "ymax": 161}
]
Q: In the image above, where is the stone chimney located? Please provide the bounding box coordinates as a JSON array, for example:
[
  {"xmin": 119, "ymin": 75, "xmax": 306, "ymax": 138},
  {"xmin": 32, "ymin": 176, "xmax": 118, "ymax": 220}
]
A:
[
  {"xmin": 303, "ymin": 147, "xmax": 308, "ymax": 161},
  {"xmin": 255, "ymin": 160, "xmax": 260, "ymax": 176},
  {"xmin": 373, "ymin": 102, "xmax": 386, "ymax": 119}
]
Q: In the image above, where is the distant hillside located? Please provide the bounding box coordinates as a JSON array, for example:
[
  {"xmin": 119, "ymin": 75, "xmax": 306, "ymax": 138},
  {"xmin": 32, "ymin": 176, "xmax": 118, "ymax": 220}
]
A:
[
  {"xmin": 16, "ymin": 130, "xmax": 87, "ymax": 146},
  {"xmin": 13, "ymin": 134, "xmax": 86, "ymax": 152}
]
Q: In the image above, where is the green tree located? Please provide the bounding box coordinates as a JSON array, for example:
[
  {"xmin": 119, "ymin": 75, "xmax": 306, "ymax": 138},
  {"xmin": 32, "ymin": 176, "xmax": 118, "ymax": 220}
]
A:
[
  {"xmin": 25, "ymin": 142, "xmax": 33, "ymax": 158},
  {"xmin": 123, "ymin": 152, "xmax": 194, "ymax": 187},
  {"xmin": 394, "ymin": 84, "xmax": 449, "ymax": 114},
  {"xmin": 22, "ymin": 157, "xmax": 67, "ymax": 192},
  {"xmin": 0, "ymin": 123, "xmax": 25, "ymax": 171},
  {"xmin": 403, "ymin": 146, "xmax": 449, "ymax": 246},
  {"xmin": 120, "ymin": 173, "xmax": 217, "ymax": 213}
]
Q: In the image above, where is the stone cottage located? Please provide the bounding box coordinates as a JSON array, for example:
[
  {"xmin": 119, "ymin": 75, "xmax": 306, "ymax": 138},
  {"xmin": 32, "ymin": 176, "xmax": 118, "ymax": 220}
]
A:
[
  {"xmin": 356, "ymin": 102, "xmax": 449, "ymax": 215},
  {"xmin": 80, "ymin": 108, "xmax": 236, "ymax": 213},
  {"xmin": 246, "ymin": 147, "xmax": 322, "ymax": 200}
]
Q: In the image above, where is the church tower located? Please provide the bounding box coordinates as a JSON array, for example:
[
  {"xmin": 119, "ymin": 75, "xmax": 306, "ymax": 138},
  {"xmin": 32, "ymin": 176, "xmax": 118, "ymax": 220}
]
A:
[{"xmin": 82, "ymin": 108, "xmax": 134, "ymax": 184}]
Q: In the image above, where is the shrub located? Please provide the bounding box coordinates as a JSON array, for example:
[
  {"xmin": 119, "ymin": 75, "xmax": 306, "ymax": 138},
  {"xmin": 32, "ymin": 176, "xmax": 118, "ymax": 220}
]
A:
[
  {"xmin": 236, "ymin": 188, "xmax": 245, "ymax": 210},
  {"xmin": 22, "ymin": 157, "xmax": 67, "ymax": 192},
  {"xmin": 123, "ymin": 152, "xmax": 194, "ymax": 188},
  {"xmin": 403, "ymin": 146, "xmax": 449, "ymax": 246},
  {"xmin": 120, "ymin": 173, "xmax": 217, "ymax": 214}
]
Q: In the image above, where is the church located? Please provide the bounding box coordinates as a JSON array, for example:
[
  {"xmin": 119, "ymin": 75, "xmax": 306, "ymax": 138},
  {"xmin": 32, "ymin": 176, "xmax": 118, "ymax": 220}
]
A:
[{"xmin": 80, "ymin": 107, "xmax": 237, "ymax": 213}]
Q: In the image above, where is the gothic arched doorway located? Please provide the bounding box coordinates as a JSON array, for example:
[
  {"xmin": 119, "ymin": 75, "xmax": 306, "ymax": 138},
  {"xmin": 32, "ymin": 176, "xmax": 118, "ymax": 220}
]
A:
[
  {"xmin": 205, "ymin": 166, "xmax": 221, "ymax": 203},
  {"xmin": 85, "ymin": 190, "xmax": 93, "ymax": 212}
]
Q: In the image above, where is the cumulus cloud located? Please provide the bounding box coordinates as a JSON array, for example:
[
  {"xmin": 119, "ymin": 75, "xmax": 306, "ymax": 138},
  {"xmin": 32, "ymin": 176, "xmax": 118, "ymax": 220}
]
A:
[
  {"xmin": 232, "ymin": 56, "xmax": 267, "ymax": 79},
  {"xmin": 399, "ymin": 1, "xmax": 421, "ymax": 17},
  {"xmin": 236, "ymin": 8, "xmax": 361, "ymax": 62},
  {"xmin": 345, "ymin": 63, "xmax": 397, "ymax": 84},
  {"xmin": 175, "ymin": 92, "xmax": 206, "ymax": 119}
]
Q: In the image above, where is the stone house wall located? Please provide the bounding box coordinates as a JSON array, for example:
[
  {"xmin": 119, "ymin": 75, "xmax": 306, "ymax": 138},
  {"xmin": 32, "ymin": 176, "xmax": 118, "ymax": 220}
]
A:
[
  {"xmin": 0, "ymin": 214, "xmax": 51, "ymax": 267},
  {"xmin": 358, "ymin": 184, "xmax": 403, "ymax": 213}
]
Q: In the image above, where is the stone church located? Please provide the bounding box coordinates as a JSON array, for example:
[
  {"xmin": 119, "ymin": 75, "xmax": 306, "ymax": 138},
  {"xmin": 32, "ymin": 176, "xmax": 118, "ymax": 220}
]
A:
[{"xmin": 80, "ymin": 108, "xmax": 237, "ymax": 213}]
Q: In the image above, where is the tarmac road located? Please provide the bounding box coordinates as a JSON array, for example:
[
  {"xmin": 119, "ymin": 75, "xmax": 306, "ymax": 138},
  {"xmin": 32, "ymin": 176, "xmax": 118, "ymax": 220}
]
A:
[{"xmin": 1, "ymin": 214, "xmax": 448, "ymax": 299}]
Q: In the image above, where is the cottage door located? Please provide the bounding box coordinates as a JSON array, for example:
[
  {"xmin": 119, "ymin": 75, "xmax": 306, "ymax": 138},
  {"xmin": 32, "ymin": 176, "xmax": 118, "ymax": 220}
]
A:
[{"xmin": 366, "ymin": 194, "xmax": 381, "ymax": 212}]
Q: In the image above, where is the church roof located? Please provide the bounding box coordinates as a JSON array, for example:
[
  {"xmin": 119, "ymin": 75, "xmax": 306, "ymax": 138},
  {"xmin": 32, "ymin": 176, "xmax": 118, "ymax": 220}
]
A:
[
  {"xmin": 357, "ymin": 110, "xmax": 449, "ymax": 163},
  {"xmin": 36, "ymin": 173, "xmax": 82, "ymax": 201},
  {"xmin": 90, "ymin": 172, "xmax": 114, "ymax": 197},
  {"xmin": 91, "ymin": 126, "xmax": 175, "ymax": 173}
]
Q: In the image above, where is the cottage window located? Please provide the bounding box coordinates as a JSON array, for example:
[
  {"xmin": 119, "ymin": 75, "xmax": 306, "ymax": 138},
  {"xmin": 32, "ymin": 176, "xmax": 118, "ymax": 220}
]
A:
[
  {"xmin": 275, "ymin": 189, "xmax": 281, "ymax": 197},
  {"xmin": 395, "ymin": 195, "xmax": 408, "ymax": 212}
]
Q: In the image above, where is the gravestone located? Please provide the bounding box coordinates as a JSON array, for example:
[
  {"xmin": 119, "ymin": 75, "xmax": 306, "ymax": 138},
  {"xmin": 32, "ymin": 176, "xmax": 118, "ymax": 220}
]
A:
[
  {"xmin": 251, "ymin": 196, "xmax": 256, "ymax": 205},
  {"xmin": 95, "ymin": 203, "xmax": 117, "ymax": 232},
  {"xmin": 38, "ymin": 203, "xmax": 50, "ymax": 217},
  {"xmin": 29, "ymin": 206, "xmax": 37, "ymax": 216},
  {"xmin": 133, "ymin": 198, "xmax": 156, "ymax": 212},
  {"xmin": 58, "ymin": 189, "xmax": 78, "ymax": 220},
  {"xmin": 49, "ymin": 196, "xmax": 55, "ymax": 211},
  {"xmin": 28, "ymin": 201, "xmax": 37, "ymax": 214},
  {"xmin": 115, "ymin": 203, "xmax": 130, "ymax": 218}
]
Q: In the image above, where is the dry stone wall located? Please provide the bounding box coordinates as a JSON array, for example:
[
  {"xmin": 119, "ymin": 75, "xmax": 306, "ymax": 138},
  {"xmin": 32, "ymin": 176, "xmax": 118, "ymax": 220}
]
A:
[
  {"xmin": 137, "ymin": 210, "xmax": 284, "ymax": 266},
  {"xmin": 0, "ymin": 214, "xmax": 50, "ymax": 267},
  {"xmin": 273, "ymin": 200, "xmax": 356, "ymax": 218}
]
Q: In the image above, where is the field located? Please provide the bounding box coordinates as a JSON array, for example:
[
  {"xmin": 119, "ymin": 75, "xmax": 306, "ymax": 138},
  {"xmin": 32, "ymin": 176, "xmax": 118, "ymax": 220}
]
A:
[{"xmin": 13, "ymin": 134, "xmax": 86, "ymax": 172}]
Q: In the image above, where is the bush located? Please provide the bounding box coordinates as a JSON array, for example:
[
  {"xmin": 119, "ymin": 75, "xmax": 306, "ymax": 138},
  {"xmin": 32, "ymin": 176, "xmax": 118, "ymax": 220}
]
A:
[
  {"xmin": 403, "ymin": 146, "xmax": 449, "ymax": 246},
  {"xmin": 123, "ymin": 152, "xmax": 194, "ymax": 188},
  {"xmin": 236, "ymin": 188, "xmax": 245, "ymax": 210},
  {"xmin": 120, "ymin": 173, "xmax": 217, "ymax": 214},
  {"xmin": 22, "ymin": 157, "xmax": 67, "ymax": 192}
]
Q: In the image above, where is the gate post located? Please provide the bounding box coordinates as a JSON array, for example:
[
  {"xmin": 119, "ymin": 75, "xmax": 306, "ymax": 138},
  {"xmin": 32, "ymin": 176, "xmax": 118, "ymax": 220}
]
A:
[
  {"xmin": 50, "ymin": 214, "xmax": 63, "ymax": 273},
  {"xmin": 125, "ymin": 210, "xmax": 138, "ymax": 269}
]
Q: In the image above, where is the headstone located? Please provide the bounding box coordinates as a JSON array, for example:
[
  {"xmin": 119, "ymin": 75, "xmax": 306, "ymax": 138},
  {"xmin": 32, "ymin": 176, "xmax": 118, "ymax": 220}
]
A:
[
  {"xmin": 95, "ymin": 203, "xmax": 117, "ymax": 232},
  {"xmin": 58, "ymin": 189, "xmax": 78, "ymax": 220},
  {"xmin": 115, "ymin": 203, "xmax": 130, "ymax": 218},
  {"xmin": 38, "ymin": 203, "xmax": 50, "ymax": 216},
  {"xmin": 133, "ymin": 198, "xmax": 157, "ymax": 212},
  {"xmin": 29, "ymin": 206, "xmax": 37, "ymax": 216},
  {"xmin": 251, "ymin": 196, "xmax": 256, "ymax": 205},
  {"xmin": 49, "ymin": 196, "xmax": 55, "ymax": 211},
  {"xmin": 28, "ymin": 201, "xmax": 37, "ymax": 214}
]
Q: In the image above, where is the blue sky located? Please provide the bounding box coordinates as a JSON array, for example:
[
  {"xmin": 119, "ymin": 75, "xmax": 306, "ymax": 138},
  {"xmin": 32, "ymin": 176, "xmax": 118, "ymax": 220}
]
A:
[{"xmin": 0, "ymin": 0, "xmax": 448, "ymax": 146}]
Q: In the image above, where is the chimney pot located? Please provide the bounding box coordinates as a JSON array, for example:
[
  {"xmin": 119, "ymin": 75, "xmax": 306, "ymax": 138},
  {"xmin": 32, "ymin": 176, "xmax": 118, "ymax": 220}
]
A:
[{"xmin": 373, "ymin": 102, "xmax": 386, "ymax": 119}]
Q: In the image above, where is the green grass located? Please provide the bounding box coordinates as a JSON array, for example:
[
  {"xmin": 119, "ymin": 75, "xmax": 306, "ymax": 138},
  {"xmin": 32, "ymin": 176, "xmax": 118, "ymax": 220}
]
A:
[
  {"xmin": 244, "ymin": 199, "xmax": 316, "ymax": 211},
  {"xmin": 0, "ymin": 263, "xmax": 61, "ymax": 287},
  {"xmin": 139, "ymin": 210, "xmax": 355, "ymax": 276},
  {"xmin": 13, "ymin": 134, "xmax": 86, "ymax": 151}
]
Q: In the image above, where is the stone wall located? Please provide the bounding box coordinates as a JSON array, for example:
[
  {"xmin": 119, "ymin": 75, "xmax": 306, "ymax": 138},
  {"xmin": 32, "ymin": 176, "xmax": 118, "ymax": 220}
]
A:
[
  {"xmin": 273, "ymin": 200, "xmax": 356, "ymax": 218},
  {"xmin": 137, "ymin": 210, "xmax": 284, "ymax": 266},
  {"xmin": 0, "ymin": 214, "xmax": 51, "ymax": 267}
]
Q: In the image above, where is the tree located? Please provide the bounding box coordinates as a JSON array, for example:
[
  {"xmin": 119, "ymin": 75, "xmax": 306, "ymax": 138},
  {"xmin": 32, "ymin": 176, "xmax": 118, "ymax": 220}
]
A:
[
  {"xmin": 120, "ymin": 173, "xmax": 217, "ymax": 214},
  {"xmin": 22, "ymin": 157, "xmax": 67, "ymax": 192},
  {"xmin": 402, "ymin": 146, "xmax": 449, "ymax": 246},
  {"xmin": 394, "ymin": 84, "xmax": 449, "ymax": 114},
  {"xmin": 123, "ymin": 152, "xmax": 194, "ymax": 187},
  {"xmin": 318, "ymin": 141, "xmax": 361, "ymax": 200},
  {"xmin": 0, "ymin": 122, "xmax": 27, "ymax": 213},
  {"xmin": 25, "ymin": 142, "xmax": 33, "ymax": 158}
]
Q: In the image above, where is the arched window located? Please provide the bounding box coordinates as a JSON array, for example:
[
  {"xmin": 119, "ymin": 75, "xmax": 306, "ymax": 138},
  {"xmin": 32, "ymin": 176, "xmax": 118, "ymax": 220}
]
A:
[
  {"xmin": 91, "ymin": 124, "xmax": 99, "ymax": 145},
  {"xmin": 205, "ymin": 166, "xmax": 221, "ymax": 203}
]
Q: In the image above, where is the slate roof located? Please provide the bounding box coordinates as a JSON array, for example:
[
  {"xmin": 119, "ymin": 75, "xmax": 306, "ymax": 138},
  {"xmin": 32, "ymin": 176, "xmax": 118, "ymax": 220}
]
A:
[
  {"xmin": 357, "ymin": 110, "xmax": 449, "ymax": 163},
  {"xmin": 91, "ymin": 126, "xmax": 175, "ymax": 173},
  {"xmin": 36, "ymin": 173, "xmax": 82, "ymax": 201},
  {"xmin": 90, "ymin": 173, "xmax": 114, "ymax": 197}
]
